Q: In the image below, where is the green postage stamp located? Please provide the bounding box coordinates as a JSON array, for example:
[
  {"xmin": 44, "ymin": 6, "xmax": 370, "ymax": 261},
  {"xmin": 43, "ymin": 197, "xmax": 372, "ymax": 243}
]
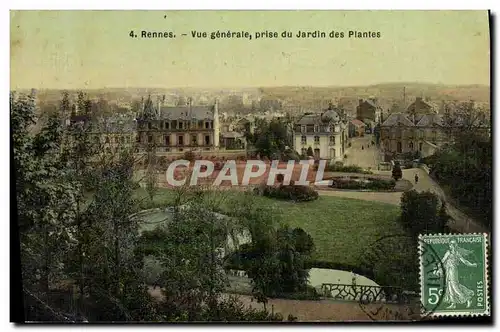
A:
[{"xmin": 419, "ymin": 233, "xmax": 489, "ymax": 317}]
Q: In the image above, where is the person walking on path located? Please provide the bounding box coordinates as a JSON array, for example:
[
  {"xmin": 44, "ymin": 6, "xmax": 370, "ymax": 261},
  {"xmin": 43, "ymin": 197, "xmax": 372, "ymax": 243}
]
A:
[{"xmin": 415, "ymin": 173, "xmax": 419, "ymax": 184}]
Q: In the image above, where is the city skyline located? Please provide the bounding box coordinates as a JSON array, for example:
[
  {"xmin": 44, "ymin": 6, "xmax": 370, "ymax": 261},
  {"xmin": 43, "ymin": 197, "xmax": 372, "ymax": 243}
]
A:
[{"xmin": 10, "ymin": 10, "xmax": 490, "ymax": 90}]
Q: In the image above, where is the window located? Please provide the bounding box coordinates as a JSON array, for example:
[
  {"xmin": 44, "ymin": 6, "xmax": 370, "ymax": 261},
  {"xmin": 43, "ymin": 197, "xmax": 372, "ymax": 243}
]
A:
[
  {"xmin": 191, "ymin": 119, "xmax": 197, "ymax": 129},
  {"xmin": 191, "ymin": 134, "xmax": 197, "ymax": 145},
  {"xmin": 205, "ymin": 135, "xmax": 210, "ymax": 145},
  {"xmin": 178, "ymin": 135, "xmax": 184, "ymax": 145},
  {"xmin": 301, "ymin": 136, "xmax": 307, "ymax": 144},
  {"xmin": 205, "ymin": 122, "xmax": 210, "ymax": 129},
  {"xmin": 165, "ymin": 121, "xmax": 170, "ymax": 129},
  {"xmin": 314, "ymin": 125, "xmax": 319, "ymax": 133},
  {"xmin": 314, "ymin": 136, "xmax": 320, "ymax": 144},
  {"xmin": 409, "ymin": 142, "xmax": 414, "ymax": 150},
  {"xmin": 301, "ymin": 125, "xmax": 306, "ymax": 133},
  {"xmin": 419, "ymin": 142, "xmax": 423, "ymax": 151},
  {"xmin": 148, "ymin": 135, "xmax": 153, "ymax": 143},
  {"xmin": 397, "ymin": 141, "xmax": 402, "ymax": 153},
  {"xmin": 301, "ymin": 148, "xmax": 307, "ymax": 155},
  {"xmin": 198, "ymin": 120, "xmax": 204, "ymax": 128},
  {"xmin": 148, "ymin": 122, "xmax": 152, "ymax": 130},
  {"xmin": 136, "ymin": 134, "xmax": 140, "ymax": 143},
  {"xmin": 329, "ymin": 136, "xmax": 336, "ymax": 145},
  {"xmin": 178, "ymin": 121, "xmax": 184, "ymax": 130},
  {"xmin": 165, "ymin": 135, "xmax": 170, "ymax": 146},
  {"xmin": 159, "ymin": 122, "xmax": 164, "ymax": 130}
]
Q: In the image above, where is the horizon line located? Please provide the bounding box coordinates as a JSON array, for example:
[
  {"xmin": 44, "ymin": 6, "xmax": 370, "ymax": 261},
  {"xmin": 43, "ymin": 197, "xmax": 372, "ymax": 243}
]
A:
[{"xmin": 11, "ymin": 81, "xmax": 491, "ymax": 91}]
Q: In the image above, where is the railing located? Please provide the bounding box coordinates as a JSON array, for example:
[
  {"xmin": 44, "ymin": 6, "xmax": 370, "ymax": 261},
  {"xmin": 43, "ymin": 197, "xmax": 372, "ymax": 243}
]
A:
[{"xmin": 320, "ymin": 283, "xmax": 417, "ymax": 304}]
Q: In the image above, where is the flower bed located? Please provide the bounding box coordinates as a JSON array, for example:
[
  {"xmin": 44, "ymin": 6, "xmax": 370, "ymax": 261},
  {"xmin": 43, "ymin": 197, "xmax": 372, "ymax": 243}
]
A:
[{"xmin": 329, "ymin": 177, "xmax": 396, "ymax": 191}]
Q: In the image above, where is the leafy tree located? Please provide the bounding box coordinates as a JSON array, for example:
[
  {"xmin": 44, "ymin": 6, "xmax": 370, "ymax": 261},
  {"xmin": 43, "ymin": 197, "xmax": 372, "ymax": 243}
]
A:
[
  {"xmin": 392, "ymin": 161, "xmax": 402, "ymax": 181},
  {"xmin": 145, "ymin": 142, "xmax": 158, "ymax": 202},
  {"xmin": 14, "ymin": 91, "xmax": 157, "ymax": 322},
  {"xmin": 427, "ymin": 124, "xmax": 492, "ymax": 227},
  {"xmin": 238, "ymin": 225, "xmax": 313, "ymax": 298},
  {"xmin": 247, "ymin": 119, "xmax": 292, "ymax": 160},
  {"xmin": 306, "ymin": 147, "xmax": 314, "ymax": 157},
  {"xmin": 400, "ymin": 190, "xmax": 448, "ymax": 236},
  {"xmin": 12, "ymin": 92, "xmax": 79, "ymax": 296}
]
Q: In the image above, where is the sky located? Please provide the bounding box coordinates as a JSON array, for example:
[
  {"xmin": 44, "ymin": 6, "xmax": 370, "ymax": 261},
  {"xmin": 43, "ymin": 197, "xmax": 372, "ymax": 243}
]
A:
[{"xmin": 10, "ymin": 10, "xmax": 490, "ymax": 89}]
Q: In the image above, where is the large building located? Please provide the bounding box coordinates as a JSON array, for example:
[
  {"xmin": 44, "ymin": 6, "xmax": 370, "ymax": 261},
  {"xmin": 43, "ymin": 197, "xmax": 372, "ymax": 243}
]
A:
[
  {"xmin": 293, "ymin": 104, "xmax": 349, "ymax": 161},
  {"xmin": 380, "ymin": 98, "xmax": 490, "ymax": 158},
  {"xmin": 136, "ymin": 97, "xmax": 220, "ymax": 154},
  {"xmin": 356, "ymin": 97, "xmax": 382, "ymax": 123}
]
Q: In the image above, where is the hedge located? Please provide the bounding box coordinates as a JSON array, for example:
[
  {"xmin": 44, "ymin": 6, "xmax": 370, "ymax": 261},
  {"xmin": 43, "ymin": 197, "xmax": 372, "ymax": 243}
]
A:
[
  {"xmin": 314, "ymin": 164, "xmax": 373, "ymax": 174},
  {"xmin": 329, "ymin": 177, "xmax": 396, "ymax": 190},
  {"xmin": 254, "ymin": 184, "xmax": 319, "ymax": 202}
]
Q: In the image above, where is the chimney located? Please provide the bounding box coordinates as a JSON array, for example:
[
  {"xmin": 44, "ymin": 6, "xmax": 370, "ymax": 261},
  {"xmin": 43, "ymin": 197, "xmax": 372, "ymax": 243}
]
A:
[
  {"xmin": 157, "ymin": 96, "xmax": 161, "ymax": 118},
  {"xmin": 213, "ymin": 98, "xmax": 220, "ymax": 149},
  {"xmin": 187, "ymin": 97, "xmax": 193, "ymax": 118}
]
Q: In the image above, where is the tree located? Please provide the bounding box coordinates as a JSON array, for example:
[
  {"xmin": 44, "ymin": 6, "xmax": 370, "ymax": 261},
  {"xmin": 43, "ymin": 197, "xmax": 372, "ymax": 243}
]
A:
[
  {"xmin": 400, "ymin": 190, "xmax": 448, "ymax": 236},
  {"xmin": 392, "ymin": 161, "xmax": 402, "ymax": 181},
  {"xmin": 14, "ymin": 91, "xmax": 157, "ymax": 322},
  {"xmin": 237, "ymin": 224, "xmax": 313, "ymax": 298},
  {"xmin": 145, "ymin": 141, "xmax": 158, "ymax": 202},
  {"xmin": 248, "ymin": 119, "xmax": 292, "ymax": 160},
  {"xmin": 306, "ymin": 147, "xmax": 314, "ymax": 157},
  {"xmin": 12, "ymin": 92, "xmax": 79, "ymax": 297}
]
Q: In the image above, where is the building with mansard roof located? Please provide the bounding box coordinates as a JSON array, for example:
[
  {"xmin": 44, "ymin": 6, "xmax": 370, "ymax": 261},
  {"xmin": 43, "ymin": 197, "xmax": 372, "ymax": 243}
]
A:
[
  {"xmin": 380, "ymin": 98, "xmax": 490, "ymax": 159},
  {"xmin": 135, "ymin": 96, "xmax": 222, "ymax": 155},
  {"xmin": 293, "ymin": 103, "xmax": 349, "ymax": 161}
]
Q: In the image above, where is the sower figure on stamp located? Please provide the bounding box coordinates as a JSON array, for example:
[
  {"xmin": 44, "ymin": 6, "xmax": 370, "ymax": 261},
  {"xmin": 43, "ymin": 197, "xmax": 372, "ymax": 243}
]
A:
[{"xmin": 433, "ymin": 240, "xmax": 477, "ymax": 309}]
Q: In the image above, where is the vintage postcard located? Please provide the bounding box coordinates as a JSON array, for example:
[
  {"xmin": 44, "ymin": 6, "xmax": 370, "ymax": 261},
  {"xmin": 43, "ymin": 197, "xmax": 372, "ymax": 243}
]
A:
[{"xmin": 11, "ymin": 10, "xmax": 491, "ymax": 323}]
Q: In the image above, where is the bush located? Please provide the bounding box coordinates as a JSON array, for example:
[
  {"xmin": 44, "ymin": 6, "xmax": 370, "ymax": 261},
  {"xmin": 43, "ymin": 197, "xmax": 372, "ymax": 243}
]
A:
[
  {"xmin": 316, "ymin": 164, "xmax": 373, "ymax": 174},
  {"xmin": 329, "ymin": 177, "xmax": 396, "ymax": 191},
  {"xmin": 400, "ymin": 190, "xmax": 448, "ymax": 236},
  {"xmin": 392, "ymin": 162, "xmax": 403, "ymax": 181},
  {"xmin": 259, "ymin": 184, "xmax": 319, "ymax": 202}
]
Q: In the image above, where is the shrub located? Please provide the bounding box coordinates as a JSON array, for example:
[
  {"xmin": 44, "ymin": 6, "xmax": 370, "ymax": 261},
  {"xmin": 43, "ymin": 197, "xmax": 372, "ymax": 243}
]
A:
[
  {"xmin": 400, "ymin": 190, "xmax": 448, "ymax": 236},
  {"xmin": 259, "ymin": 184, "xmax": 319, "ymax": 202},
  {"xmin": 392, "ymin": 162, "xmax": 403, "ymax": 181}
]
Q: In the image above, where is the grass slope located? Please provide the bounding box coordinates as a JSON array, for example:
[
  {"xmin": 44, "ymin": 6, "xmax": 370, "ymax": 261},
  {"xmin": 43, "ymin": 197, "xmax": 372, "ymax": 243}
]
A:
[{"xmin": 137, "ymin": 188, "xmax": 403, "ymax": 267}]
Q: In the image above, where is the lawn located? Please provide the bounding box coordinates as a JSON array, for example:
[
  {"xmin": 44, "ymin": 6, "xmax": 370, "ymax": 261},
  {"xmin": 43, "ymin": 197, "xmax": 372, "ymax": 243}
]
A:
[{"xmin": 137, "ymin": 187, "xmax": 404, "ymax": 267}]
